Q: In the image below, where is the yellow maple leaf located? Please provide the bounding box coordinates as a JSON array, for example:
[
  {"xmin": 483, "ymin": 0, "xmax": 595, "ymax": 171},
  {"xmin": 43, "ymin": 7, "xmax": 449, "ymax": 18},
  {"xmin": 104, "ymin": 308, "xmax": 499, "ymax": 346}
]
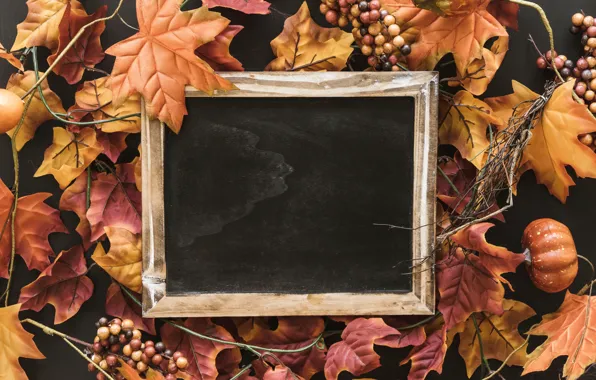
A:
[
  {"xmin": 485, "ymin": 80, "xmax": 596, "ymax": 202},
  {"xmin": 34, "ymin": 127, "xmax": 103, "ymax": 189},
  {"xmin": 266, "ymin": 2, "xmax": 354, "ymax": 71},
  {"xmin": 0, "ymin": 304, "xmax": 45, "ymax": 380},
  {"xmin": 92, "ymin": 227, "xmax": 142, "ymax": 292},
  {"xmin": 6, "ymin": 71, "xmax": 66, "ymax": 151},
  {"xmin": 12, "ymin": 0, "xmax": 85, "ymax": 52}
]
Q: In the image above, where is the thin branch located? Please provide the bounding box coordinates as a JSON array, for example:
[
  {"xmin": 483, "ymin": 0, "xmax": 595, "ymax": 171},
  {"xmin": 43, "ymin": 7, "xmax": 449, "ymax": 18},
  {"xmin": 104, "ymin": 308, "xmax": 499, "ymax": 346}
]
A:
[{"xmin": 481, "ymin": 334, "xmax": 531, "ymax": 380}]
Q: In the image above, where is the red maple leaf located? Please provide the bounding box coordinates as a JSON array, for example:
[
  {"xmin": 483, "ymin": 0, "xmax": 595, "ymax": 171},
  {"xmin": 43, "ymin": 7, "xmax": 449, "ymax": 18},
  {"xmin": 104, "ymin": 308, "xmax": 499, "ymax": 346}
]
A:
[
  {"xmin": 87, "ymin": 163, "xmax": 141, "ymax": 242},
  {"xmin": 19, "ymin": 246, "xmax": 93, "ymax": 324},
  {"xmin": 59, "ymin": 172, "xmax": 95, "ymax": 249},
  {"xmin": 196, "ymin": 25, "xmax": 244, "ymax": 71},
  {"xmin": 202, "ymin": 0, "xmax": 271, "ymax": 14},
  {"xmin": 105, "ymin": 283, "xmax": 155, "ymax": 335},
  {"xmin": 400, "ymin": 321, "xmax": 448, "ymax": 380}
]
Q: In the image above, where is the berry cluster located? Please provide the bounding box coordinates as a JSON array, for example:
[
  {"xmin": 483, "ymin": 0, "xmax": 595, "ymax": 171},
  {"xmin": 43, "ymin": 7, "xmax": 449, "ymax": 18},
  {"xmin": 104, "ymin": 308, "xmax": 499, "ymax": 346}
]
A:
[
  {"xmin": 88, "ymin": 317, "xmax": 188, "ymax": 380},
  {"xmin": 319, "ymin": 0, "xmax": 411, "ymax": 71}
]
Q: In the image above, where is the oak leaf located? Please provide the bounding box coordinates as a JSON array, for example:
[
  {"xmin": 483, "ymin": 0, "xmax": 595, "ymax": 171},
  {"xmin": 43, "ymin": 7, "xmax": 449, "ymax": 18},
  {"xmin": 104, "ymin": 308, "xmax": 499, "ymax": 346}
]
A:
[
  {"xmin": 196, "ymin": 25, "xmax": 245, "ymax": 71},
  {"xmin": 400, "ymin": 318, "xmax": 448, "ymax": 380},
  {"xmin": 6, "ymin": 71, "xmax": 66, "ymax": 151},
  {"xmin": 0, "ymin": 42, "xmax": 23, "ymax": 70},
  {"xmin": 92, "ymin": 227, "xmax": 142, "ymax": 292},
  {"xmin": 47, "ymin": 4, "xmax": 106, "ymax": 84},
  {"xmin": 161, "ymin": 318, "xmax": 241, "ymax": 380},
  {"xmin": 19, "ymin": 246, "xmax": 93, "ymax": 324},
  {"xmin": 266, "ymin": 2, "xmax": 354, "ymax": 72},
  {"xmin": 456, "ymin": 300, "xmax": 535, "ymax": 378},
  {"xmin": 391, "ymin": 0, "xmax": 508, "ymax": 95},
  {"xmin": 105, "ymin": 283, "xmax": 155, "ymax": 334},
  {"xmin": 486, "ymin": 80, "xmax": 596, "ymax": 202},
  {"xmin": 523, "ymin": 292, "xmax": 596, "ymax": 380},
  {"xmin": 0, "ymin": 304, "xmax": 45, "ymax": 379},
  {"xmin": 487, "ymin": 0, "xmax": 519, "ymax": 30},
  {"xmin": 87, "ymin": 163, "xmax": 142, "ymax": 242},
  {"xmin": 105, "ymin": 0, "xmax": 236, "ymax": 132},
  {"xmin": 59, "ymin": 172, "xmax": 94, "ymax": 249},
  {"xmin": 439, "ymin": 91, "xmax": 502, "ymax": 168},
  {"xmin": 73, "ymin": 77, "xmax": 141, "ymax": 133},
  {"xmin": 0, "ymin": 178, "xmax": 68, "ymax": 277},
  {"xmin": 202, "ymin": 0, "xmax": 271, "ymax": 15},
  {"xmin": 237, "ymin": 317, "xmax": 326, "ymax": 379},
  {"xmin": 325, "ymin": 318, "xmax": 409, "ymax": 379},
  {"xmin": 12, "ymin": 0, "xmax": 85, "ymax": 51}
]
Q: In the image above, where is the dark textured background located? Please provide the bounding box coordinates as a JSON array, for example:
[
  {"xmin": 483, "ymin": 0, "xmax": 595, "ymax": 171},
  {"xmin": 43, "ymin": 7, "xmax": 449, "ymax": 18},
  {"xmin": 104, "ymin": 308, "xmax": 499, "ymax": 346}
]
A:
[{"xmin": 0, "ymin": 0, "xmax": 595, "ymax": 378}]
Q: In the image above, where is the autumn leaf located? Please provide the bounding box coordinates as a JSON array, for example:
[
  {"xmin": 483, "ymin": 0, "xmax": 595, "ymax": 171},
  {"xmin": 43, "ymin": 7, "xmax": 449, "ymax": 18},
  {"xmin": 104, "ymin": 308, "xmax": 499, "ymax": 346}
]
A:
[
  {"xmin": 202, "ymin": 0, "xmax": 271, "ymax": 15},
  {"xmin": 439, "ymin": 91, "xmax": 502, "ymax": 168},
  {"xmin": 456, "ymin": 300, "xmax": 535, "ymax": 378},
  {"xmin": 117, "ymin": 359, "xmax": 144, "ymax": 380},
  {"xmin": 12, "ymin": 0, "xmax": 85, "ymax": 52},
  {"xmin": 73, "ymin": 77, "xmax": 141, "ymax": 133},
  {"xmin": 6, "ymin": 71, "xmax": 66, "ymax": 151},
  {"xmin": 0, "ymin": 42, "xmax": 23, "ymax": 70},
  {"xmin": 19, "ymin": 246, "xmax": 93, "ymax": 324},
  {"xmin": 96, "ymin": 131, "xmax": 128, "ymax": 163},
  {"xmin": 132, "ymin": 151, "xmax": 142, "ymax": 192},
  {"xmin": 266, "ymin": 2, "xmax": 354, "ymax": 72},
  {"xmin": 87, "ymin": 163, "xmax": 142, "ymax": 242},
  {"xmin": 263, "ymin": 366, "xmax": 304, "ymax": 380},
  {"xmin": 487, "ymin": 0, "xmax": 519, "ymax": 30},
  {"xmin": 0, "ymin": 304, "xmax": 45, "ymax": 379},
  {"xmin": 401, "ymin": 318, "xmax": 448, "ymax": 380},
  {"xmin": 106, "ymin": 0, "xmax": 236, "ymax": 132},
  {"xmin": 59, "ymin": 172, "xmax": 94, "ymax": 249},
  {"xmin": 391, "ymin": 0, "xmax": 509, "ymax": 95},
  {"xmin": 524, "ymin": 291, "xmax": 596, "ymax": 380},
  {"xmin": 47, "ymin": 4, "xmax": 106, "ymax": 84},
  {"xmin": 237, "ymin": 317, "xmax": 326, "ymax": 379},
  {"xmin": 161, "ymin": 319, "xmax": 242, "ymax": 380},
  {"xmin": 196, "ymin": 25, "xmax": 245, "ymax": 71},
  {"xmin": 411, "ymin": 0, "xmax": 490, "ymax": 16},
  {"xmin": 105, "ymin": 283, "xmax": 155, "ymax": 335},
  {"xmin": 0, "ymin": 179, "xmax": 67, "ymax": 277},
  {"xmin": 92, "ymin": 227, "xmax": 142, "ymax": 292},
  {"xmin": 325, "ymin": 318, "xmax": 409, "ymax": 379},
  {"xmin": 486, "ymin": 80, "xmax": 596, "ymax": 202}
]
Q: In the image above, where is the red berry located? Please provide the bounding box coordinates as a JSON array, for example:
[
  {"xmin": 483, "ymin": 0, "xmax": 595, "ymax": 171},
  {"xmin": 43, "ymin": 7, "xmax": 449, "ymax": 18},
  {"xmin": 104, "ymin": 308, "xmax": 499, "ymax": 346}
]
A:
[
  {"xmin": 145, "ymin": 346, "xmax": 156, "ymax": 358},
  {"xmin": 325, "ymin": 10, "xmax": 339, "ymax": 25},
  {"xmin": 578, "ymin": 57, "xmax": 589, "ymax": 70},
  {"xmin": 130, "ymin": 339, "xmax": 142, "ymax": 351},
  {"xmin": 152, "ymin": 354, "xmax": 163, "ymax": 366},
  {"xmin": 165, "ymin": 375, "xmax": 177, "ymax": 380},
  {"xmin": 545, "ymin": 50, "xmax": 557, "ymax": 61},
  {"xmin": 168, "ymin": 362, "xmax": 179, "ymax": 374},
  {"xmin": 553, "ymin": 57, "xmax": 564, "ymax": 70},
  {"xmin": 106, "ymin": 355, "xmax": 118, "ymax": 367},
  {"xmin": 88, "ymin": 363, "xmax": 96, "ymax": 372},
  {"xmin": 173, "ymin": 352, "xmax": 183, "ymax": 361},
  {"xmin": 536, "ymin": 57, "xmax": 547, "ymax": 69}
]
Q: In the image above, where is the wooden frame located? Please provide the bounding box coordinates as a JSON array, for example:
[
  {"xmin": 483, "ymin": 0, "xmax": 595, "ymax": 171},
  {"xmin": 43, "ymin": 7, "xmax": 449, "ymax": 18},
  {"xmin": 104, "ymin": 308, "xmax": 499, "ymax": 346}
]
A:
[{"xmin": 141, "ymin": 71, "xmax": 438, "ymax": 317}]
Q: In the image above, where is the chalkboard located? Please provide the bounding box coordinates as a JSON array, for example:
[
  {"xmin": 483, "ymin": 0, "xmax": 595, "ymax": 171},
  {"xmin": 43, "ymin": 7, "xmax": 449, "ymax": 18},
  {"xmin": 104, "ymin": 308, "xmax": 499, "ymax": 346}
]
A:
[{"xmin": 141, "ymin": 72, "xmax": 438, "ymax": 317}]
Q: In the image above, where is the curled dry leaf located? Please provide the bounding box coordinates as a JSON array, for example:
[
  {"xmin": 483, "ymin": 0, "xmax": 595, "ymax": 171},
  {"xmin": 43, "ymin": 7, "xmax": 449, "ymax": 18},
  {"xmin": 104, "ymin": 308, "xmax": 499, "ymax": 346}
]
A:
[
  {"xmin": 34, "ymin": 127, "xmax": 103, "ymax": 189},
  {"xmin": 202, "ymin": 0, "xmax": 271, "ymax": 15},
  {"xmin": 389, "ymin": 0, "xmax": 508, "ymax": 95},
  {"xmin": 106, "ymin": 0, "xmax": 236, "ymax": 132},
  {"xmin": 6, "ymin": 71, "xmax": 66, "ymax": 151},
  {"xmin": 400, "ymin": 318, "xmax": 448, "ymax": 380},
  {"xmin": 523, "ymin": 292, "xmax": 596, "ymax": 380},
  {"xmin": 196, "ymin": 25, "xmax": 245, "ymax": 71},
  {"xmin": 325, "ymin": 318, "xmax": 410, "ymax": 379},
  {"xmin": 59, "ymin": 172, "xmax": 94, "ymax": 249},
  {"xmin": 105, "ymin": 283, "xmax": 155, "ymax": 335},
  {"xmin": 487, "ymin": 0, "xmax": 519, "ymax": 30},
  {"xmin": 0, "ymin": 42, "xmax": 23, "ymax": 70},
  {"xmin": 47, "ymin": 4, "xmax": 106, "ymax": 84},
  {"xmin": 0, "ymin": 304, "xmax": 45, "ymax": 379},
  {"xmin": 266, "ymin": 2, "xmax": 354, "ymax": 72},
  {"xmin": 73, "ymin": 77, "xmax": 141, "ymax": 133},
  {"xmin": 92, "ymin": 227, "xmax": 142, "ymax": 293},
  {"xmin": 486, "ymin": 80, "xmax": 596, "ymax": 203},
  {"xmin": 0, "ymin": 178, "xmax": 68, "ymax": 277},
  {"xmin": 455, "ymin": 300, "xmax": 535, "ymax": 378},
  {"xmin": 439, "ymin": 91, "xmax": 502, "ymax": 169},
  {"xmin": 19, "ymin": 246, "xmax": 93, "ymax": 324},
  {"xmin": 161, "ymin": 318, "xmax": 242, "ymax": 380},
  {"xmin": 87, "ymin": 163, "xmax": 142, "ymax": 242},
  {"xmin": 12, "ymin": 0, "xmax": 85, "ymax": 52},
  {"xmin": 237, "ymin": 317, "xmax": 326, "ymax": 379}
]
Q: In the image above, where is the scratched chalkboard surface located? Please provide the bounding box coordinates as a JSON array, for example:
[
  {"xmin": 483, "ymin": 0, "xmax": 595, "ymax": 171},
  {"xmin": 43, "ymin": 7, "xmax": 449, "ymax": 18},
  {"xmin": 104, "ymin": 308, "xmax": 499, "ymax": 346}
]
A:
[{"xmin": 164, "ymin": 96, "xmax": 415, "ymax": 295}]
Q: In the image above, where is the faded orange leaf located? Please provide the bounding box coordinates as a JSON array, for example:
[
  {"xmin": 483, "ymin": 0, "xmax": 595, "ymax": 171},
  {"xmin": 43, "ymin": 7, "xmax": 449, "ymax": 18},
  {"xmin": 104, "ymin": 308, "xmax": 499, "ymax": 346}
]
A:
[{"xmin": 0, "ymin": 42, "xmax": 23, "ymax": 70}]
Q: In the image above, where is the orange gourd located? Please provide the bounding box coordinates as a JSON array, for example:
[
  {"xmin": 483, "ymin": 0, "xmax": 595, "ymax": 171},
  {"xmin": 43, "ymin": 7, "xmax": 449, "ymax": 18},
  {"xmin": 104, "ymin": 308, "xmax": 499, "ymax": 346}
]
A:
[
  {"xmin": 0, "ymin": 89, "xmax": 24, "ymax": 134},
  {"xmin": 522, "ymin": 218, "xmax": 578, "ymax": 293}
]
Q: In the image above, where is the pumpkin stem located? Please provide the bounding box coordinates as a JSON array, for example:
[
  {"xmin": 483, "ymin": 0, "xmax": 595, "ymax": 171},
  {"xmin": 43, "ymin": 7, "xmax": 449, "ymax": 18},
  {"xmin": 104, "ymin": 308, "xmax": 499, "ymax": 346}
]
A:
[{"xmin": 523, "ymin": 248, "xmax": 532, "ymax": 264}]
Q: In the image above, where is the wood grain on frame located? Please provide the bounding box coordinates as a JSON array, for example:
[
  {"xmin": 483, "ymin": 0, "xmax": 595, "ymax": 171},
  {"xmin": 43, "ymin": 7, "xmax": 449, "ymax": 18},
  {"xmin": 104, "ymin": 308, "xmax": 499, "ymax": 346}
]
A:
[{"xmin": 142, "ymin": 72, "xmax": 438, "ymax": 317}]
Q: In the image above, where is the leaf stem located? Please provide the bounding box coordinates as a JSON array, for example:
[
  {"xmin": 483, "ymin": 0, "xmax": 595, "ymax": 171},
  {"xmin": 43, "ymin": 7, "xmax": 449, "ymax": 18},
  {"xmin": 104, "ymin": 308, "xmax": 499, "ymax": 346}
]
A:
[
  {"xmin": 472, "ymin": 313, "xmax": 492, "ymax": 377},
  {"xmin": 230, "ymin": 364, "xmax": 253, "ymax": 380}
]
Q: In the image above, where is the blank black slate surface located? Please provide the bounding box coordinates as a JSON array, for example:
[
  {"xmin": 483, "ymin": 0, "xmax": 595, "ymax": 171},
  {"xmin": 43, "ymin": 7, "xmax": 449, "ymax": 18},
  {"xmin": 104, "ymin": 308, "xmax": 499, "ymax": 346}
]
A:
[{"xmin": 164, "ymin": 97, "xmax": 415, "ymax": 295}]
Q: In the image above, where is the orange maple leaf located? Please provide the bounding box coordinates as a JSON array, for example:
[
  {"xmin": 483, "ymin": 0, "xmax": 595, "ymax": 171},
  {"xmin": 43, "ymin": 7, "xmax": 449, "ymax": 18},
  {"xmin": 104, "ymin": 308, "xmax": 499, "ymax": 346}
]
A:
[
  {"xmin": 196, "ymin": 25, "xmax": 245, "ymax": 71},
  {"xmin": 19, "ymin": 246, "xmax": 93, "ymax": 324},
  {"xmin": 390, "ymin": 0, "xmax": 508, "ymax": 95},
  {"xmin": 202, "ymin": 0, "xmax": 271, "ymax": 15},
  {"xmin": 485, "ymin": 80, "xmax": 596, "ymax": 203},
  {"xmin": 524, "ymin": 291, "xmax": 596, "ymax": 380},
  {"xmin": 0, "ymin": 179, "xmax": 67, "ymax": 277},
  {"xmin": 105, "ymin": 0, "xmax": 236, "ymax": 132},
  {"xmin": 47, "ymin": 4, "xmax": 106, "ymax": 84},
  {"xmin": 0, "ymin": 42, "xmax": 23, "ymax": 71},
  {"xmin": 0, "ymin": 304, "xmax": 45, "ymax": 379}
]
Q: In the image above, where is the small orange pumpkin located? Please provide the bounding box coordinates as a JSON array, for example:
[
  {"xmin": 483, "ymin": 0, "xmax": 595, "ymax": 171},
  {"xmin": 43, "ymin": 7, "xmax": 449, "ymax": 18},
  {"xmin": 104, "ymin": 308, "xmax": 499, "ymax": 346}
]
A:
[{"xmin": 522, "ymin": 218, "xmax": 578, "ymax": 293}]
